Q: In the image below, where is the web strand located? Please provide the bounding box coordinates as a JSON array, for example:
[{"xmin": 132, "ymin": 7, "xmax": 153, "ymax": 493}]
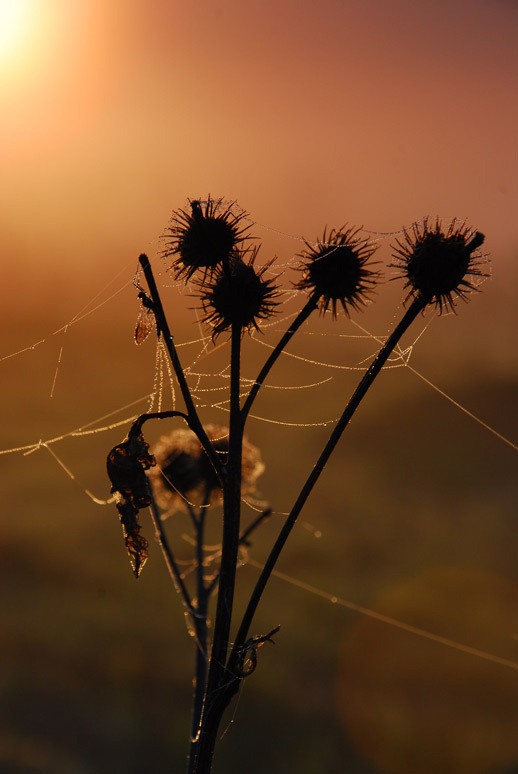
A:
[
  {"xmin": 3, "ymin": 210, "xmax": 515, "ymax": 701},
  {"xmin": 247, "ymin": 560, "xmax": 518, "ymax": 672}
]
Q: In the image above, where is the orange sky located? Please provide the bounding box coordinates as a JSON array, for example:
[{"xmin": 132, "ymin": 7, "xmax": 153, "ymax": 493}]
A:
[
  {"xmin": 1, "ymin": 0, "xmax": 517, "ymax": 311},
  {"xmin": 2, "ymin": 13, "xmax": 517, "ymax": 769}
]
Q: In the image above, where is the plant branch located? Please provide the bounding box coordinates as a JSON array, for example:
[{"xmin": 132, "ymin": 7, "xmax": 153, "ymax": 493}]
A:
[
  {"xmin": 138, "ymin": 254, "xmax": 225, "ymax": 480},
  {"xmin": 229, "ymin": 296, "xmax": 425, "ymax": 666},
  {"xmin": 128, "ymin": 410, "xmax": 189, "ymax": 441},
  {"xmin": 193, "ymin": 321, "xmax": 244, "ymax": 771},
  {"xmin": 238, "ymin": 507, "xmax": 272, "ymax": 546},
  {"xmin": 148, "ymin": 495, "xmax": 195, "ymax": 617},
  {"xmin": 188, "ymin": 500, "xmax": 210, "ymax": 772},
  {"xmin": 241, "ymin": 292, "xmax": 319, "ymax": 421},
  {"xmin": 206, "ymin": 508, "xmax": 272, "ymax": 596}
]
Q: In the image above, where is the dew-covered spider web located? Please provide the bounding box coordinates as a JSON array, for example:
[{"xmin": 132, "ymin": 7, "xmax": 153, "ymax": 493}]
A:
[{"xmin": 2, "ymin": 203, "xmax": 517, "ymax": 678}]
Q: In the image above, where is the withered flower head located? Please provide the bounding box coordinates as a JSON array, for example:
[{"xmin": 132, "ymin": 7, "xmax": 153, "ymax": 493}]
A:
[
  {"xmin": 148, "ymin": 424, "xmax": 265, "ymax": 514},
  {"xmin": 107, "ymin": 433, "xmax": 155, "ymax": 509},
  {"xmin": 197, "ymin": 248, "xmax": 281, "ymax": 338},
  {"xmin": 295, "ymin": 226, "xmax": 379, "ymax": 316},
  {"xmin": 106, "ymin": 433, "xmax": 156, "ymax": 578},
  {"xmin": 161, "ymin": 196, "xmax": 252, "ymax": 281},
  {"xmin": 390, "ymin": 218, "xmax": 487, "ymax": 313}
]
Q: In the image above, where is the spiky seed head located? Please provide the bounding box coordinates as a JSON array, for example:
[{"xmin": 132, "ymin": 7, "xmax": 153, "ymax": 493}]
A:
[
  {"xmin": 197, "ymin": 248, "xmax": 281, "ymax": 338},
  {"xmin": 161, "ymin": 196, "xmax": 252, "ymax": 281},
  {"xmin": 295, "ymin": 226, "xmax": 379, "ymax": 316},
  {"xmin": 148, "ymin": 425, "xmax": 265, "ymax": 514},
  {"xmin": 390, "ymin": 218, "xmax": 488, "ymax": 313}
]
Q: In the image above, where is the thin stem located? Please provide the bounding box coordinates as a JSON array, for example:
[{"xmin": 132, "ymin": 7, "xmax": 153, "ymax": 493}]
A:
[
  {"xmin": 241, "ymin": 293, "xmax": 319, "ymax": 421},
  {"xmin": 193, "ymin": 321, "xmax": 243, "ymax": 772},
  {"xmin": 148, "ymin": 496, "xmax": 195, "ymax": 617},
  {"xmin": 138, "ymin": 254, "xmax": 224, "ymax": 479},
  {"xmin": 188, "ymin": 502, "xmax": 209, "ymax": 773},
  {"xmin": 229, "ymin": 296, "xmax": 425, "ymax": 667},
  {"xmin": 238, "ymin": 508, "xmax": 272, "ymax": 546},
  {"xmin": 186, "ymin": 502, "xmax": 200, "ymax": 532},
  {"xmin": 129, "ymin": 410, "xmax": 189, "ymax": 441},
  {"xmin": 206, "ymin": 508, "xmax": 272, "ymax": 596}
]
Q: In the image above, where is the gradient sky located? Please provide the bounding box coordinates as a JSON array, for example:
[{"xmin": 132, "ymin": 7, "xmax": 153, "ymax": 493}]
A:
[
  {"xmin": 1, "ymin": 0, "xmax": 517, "ymax": 299},
  {"xmin": 2, "ymin": 9, "xmax": 517, "ymax": 770}
]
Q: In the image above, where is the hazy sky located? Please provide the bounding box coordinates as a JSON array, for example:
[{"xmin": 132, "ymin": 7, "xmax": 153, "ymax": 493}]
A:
[
  {"xmin": 2, "ymin": 14, "xmax": 517, "ymax": 770},
  {"xmin": 1, "ymin": 0, "xmax": 517, "ymax": 299}
]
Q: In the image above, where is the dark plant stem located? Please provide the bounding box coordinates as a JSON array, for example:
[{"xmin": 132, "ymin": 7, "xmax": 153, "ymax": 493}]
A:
[
  {"xmin": 138, "ymin": 254, "xmax": 224, "ymax": 478},
  {"xmin": 129, "ymin": 410, "xmax": 189, "ymax": 440},
  {"xmin": 228, "ymin": 296, "xmax": 425, "ymax": 671},
  {"xmin": 206, "ymin": 509, "xmax": 272, "ymax": 597},
  {"xmin": 188, "ymin": 503, "xmax": 209, "ymax": 773},
  {"xmin": 241, "ymin": 293, "xmax": 319, "ymax": 421},
  {"xmin": 190, "ymin": 321, "xmax": 244, "ymax": 773},
  {"xmin": 189, "ymin": 592, "xmax": 209, "ymax": 765},
  {"xmin": 190, "ymin": 299, "xmax": 424, "ymax": 771},
  {"xmin": 237, "ymin": 508, "xmax": 272, "ymax": 547},
  {"xmin": 149, "ymin": 496, "xmax": 195, "ymax": 616}
]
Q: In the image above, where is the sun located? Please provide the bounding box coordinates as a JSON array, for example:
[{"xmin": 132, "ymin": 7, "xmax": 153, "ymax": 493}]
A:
[{"xmin": 0, "ymin": 0, "xmax": 30, "ymax": 61}]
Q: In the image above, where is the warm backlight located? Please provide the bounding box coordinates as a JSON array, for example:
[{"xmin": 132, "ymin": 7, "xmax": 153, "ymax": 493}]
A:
[{"xmin": 0, "ymin": 0, "xmax": 30, "ymax": 61}]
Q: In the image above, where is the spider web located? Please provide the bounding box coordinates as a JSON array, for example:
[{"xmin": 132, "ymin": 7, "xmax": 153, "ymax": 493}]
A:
[
  {"xmin": 1, "ymin": 209, "xmax": 516, "ymax": 674},
  {"xmin": 1, "ymin": 208, "xmax": 509, "ymax": 456}
]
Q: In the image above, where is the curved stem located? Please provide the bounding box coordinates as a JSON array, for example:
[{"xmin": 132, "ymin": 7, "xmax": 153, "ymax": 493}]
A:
[
  {"xmin": 128, "ymin": 410, "xmax": 189, "ymax": 441},
  {"xmin": 229, "ymin": 297, "xmax": 425, "ymax": 666},
  {"xmin": 241, "ymin": 293, "xmax": 319, "ymax": 421}
]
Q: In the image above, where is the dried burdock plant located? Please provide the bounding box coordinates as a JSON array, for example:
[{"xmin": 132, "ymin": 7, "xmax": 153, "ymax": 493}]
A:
[
  {"xmin": 295, "ymin": 225, "xmax": 379, "ymax": 315},
  {"xmin": 105, "ymin": 200, "xmax": 489, "ymax": 773},
  {"xmin": 162, "ymin": 196, "xmax": 252, "ymax": 281},
  {"xmin": 390, "ymin": 218, "xmax": 487, "ymax": 313},
  {"xmin": 149, "ymin": 425, "xmax": 264, "ymax": 513},
  {"xmin": 196, "ymin": 248, "xmax": 281, "ymax": 338}
]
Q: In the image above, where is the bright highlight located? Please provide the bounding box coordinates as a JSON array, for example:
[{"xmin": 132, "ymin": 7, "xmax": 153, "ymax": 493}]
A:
[{"xmin": 0, "ymin": 0, "xmax": 29, "ymax": 60}]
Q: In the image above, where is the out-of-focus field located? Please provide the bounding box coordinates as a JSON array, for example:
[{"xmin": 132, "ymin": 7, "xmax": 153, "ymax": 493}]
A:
[{"xmin": 1, "ymin": 259, "xmax": 517, "ymax": 774}]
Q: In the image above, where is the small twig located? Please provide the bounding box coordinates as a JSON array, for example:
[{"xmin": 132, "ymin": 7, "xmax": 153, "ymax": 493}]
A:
[
  {"xmin": 148, "ymin": 496, "xmax": 195, "ymax": 617},
  {"xmin": 206, "ymin": 508, "xmax": 272, "ymax": 596},
  {"xmin": 238, "ymin": 508, "xmax": 272, "ymax": 547},
  {"xmin": 187, "ymin": 502, "xmax": 200, "ymax": 532},
  {"xmin": 234, "ymin": 625, "xmax": 280, "ymax": 678},
  {"xmin": 128, "ymin": 410, "xmax": 189, "ymax": 442}
]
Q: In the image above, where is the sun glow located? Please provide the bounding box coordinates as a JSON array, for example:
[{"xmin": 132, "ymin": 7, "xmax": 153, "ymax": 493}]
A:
[{"xmin": 0, "ymin": 0, "xmax": 30, "ymax": 61}]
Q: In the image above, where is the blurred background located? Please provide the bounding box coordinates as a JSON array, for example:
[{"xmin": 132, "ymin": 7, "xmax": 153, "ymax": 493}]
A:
[{"xmin": 1, "ymin": 0, "xmax": 517, "ymax": 772}]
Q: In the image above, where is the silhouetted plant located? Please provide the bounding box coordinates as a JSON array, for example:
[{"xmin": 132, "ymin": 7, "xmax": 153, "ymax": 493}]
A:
[{"xmin": 106, "ymin": 195, "xmax": 488, "ymax": 773}]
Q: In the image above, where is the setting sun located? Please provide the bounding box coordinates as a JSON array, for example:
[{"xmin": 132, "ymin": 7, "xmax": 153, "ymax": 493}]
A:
[{"xmin": 0, "ymin": 0, "xmax": 31, "ymax": 61}]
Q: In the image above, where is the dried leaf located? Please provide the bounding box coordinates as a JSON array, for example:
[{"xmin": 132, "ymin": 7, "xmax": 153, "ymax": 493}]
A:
[
  {"xmin": 107, "ymin": 432, "xmax": 155, "ymax": 577},
  {"xmin": 115, "ymin": 497, "xmax": 149, "ymax": 578}
]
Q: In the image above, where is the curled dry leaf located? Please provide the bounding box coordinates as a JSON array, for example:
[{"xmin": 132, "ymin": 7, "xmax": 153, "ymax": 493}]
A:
[{"xmin": 106, "ymin": 433, "xmax": 156, "ymax": 577}]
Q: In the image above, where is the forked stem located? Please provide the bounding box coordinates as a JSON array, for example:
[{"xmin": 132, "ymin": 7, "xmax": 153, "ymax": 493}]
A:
[{"xmin": 229, "ymin": 296, "xmax": 425, "ymax": 669}]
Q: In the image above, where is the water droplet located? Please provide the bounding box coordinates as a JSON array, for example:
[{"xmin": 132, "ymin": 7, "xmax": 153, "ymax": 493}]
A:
[{"xmin": 330, "ymin": 596, "xmax": 338, "ymax": 604}]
